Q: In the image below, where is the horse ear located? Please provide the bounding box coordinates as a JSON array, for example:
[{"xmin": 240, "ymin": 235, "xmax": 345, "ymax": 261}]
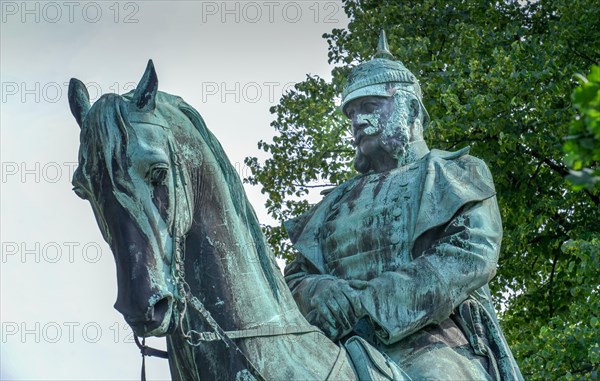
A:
[
  {"xmin": 132, "ymin": 59, "xmax": 158, "ymax": 112},
  {"xmin": 68, "ymin": 78, "xmax": 91, "ymax": 128}
]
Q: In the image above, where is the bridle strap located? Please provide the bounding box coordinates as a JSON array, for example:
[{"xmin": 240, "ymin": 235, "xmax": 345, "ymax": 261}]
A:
[
  {"xmin": 134, "ymin": 335, "xmax": 169, "ymax": 381},
  {"xmin": 184, "ymin": 321, "xmax": 322, "ymax": 342},
  {"xmin": 134, "ymin": 335, "xmax": 169, "ymax": 359},
  {"xmin": 183, "ymin": 292, "xmax": 268, "ymax": 381}
]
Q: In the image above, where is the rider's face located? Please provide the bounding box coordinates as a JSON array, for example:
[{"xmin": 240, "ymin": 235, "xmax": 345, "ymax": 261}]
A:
[{"xmin": 345, "ymin": 96, "xmax": 395, "ymax": 158}]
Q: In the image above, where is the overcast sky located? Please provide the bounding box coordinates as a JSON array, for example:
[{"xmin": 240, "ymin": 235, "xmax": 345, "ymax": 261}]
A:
[{"xmin": 0, "ymin": 1, "xmax": 349, "ymax": 379}]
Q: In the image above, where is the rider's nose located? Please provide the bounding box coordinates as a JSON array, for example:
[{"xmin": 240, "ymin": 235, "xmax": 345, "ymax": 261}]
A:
[{"xmin": 352, "ymin": 114, "xmax": 369, "ymax": 135}]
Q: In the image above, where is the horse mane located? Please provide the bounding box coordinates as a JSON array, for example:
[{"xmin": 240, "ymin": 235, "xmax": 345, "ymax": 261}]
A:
[
  {"xmin": 75, "ymin": 93, "xmax": 131, "ymax": 195},
  {"xmin": 76, "ymin": 90, "xmax": 282, "ymax": 300},
  {"xmin": 176, "ymin": 97, "xmax": 282, "ymax": 301}
]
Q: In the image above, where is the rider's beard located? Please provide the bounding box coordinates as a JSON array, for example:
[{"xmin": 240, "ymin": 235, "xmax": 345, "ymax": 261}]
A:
[
  {"xmin": 379, "ymin": 105, "xmax": 410, "ymax": 159},
  {"xmin": 354, "ymin": 149, "xmax": 371, "ymax": 173}
]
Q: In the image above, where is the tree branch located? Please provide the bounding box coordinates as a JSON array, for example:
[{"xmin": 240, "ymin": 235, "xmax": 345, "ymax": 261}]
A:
[
  {"xmin": 292, "ymin": 182, "xmax": 336, "ymax": 188},
  {"xmin": 523, "ymin": 145, "xmax": 599, "ymax": 206},
  {"xmin": 568, "ymin": 46, "xmax": 599, "ymax": 65}
]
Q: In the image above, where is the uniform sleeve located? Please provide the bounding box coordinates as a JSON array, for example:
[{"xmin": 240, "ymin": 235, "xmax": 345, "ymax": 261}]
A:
[
  {"xmin": 284, "ymin": 253, "xmax": 338, "ymax": 317},
  {"xmin": 358, "ymin": 196, "xmax": 502, "ymax": 345}
]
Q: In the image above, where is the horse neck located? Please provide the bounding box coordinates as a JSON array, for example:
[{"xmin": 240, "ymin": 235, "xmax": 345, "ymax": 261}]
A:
[{"xmin": 183, "ymin": 158, "xmax": 306, "ymax": 331}]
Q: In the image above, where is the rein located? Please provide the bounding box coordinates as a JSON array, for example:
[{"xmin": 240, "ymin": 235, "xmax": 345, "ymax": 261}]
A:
[
  {"xmin": 133, "ymin": 335, "xmax": 168, "ymax": 381},
  {"xmin": 133, "ymin": 141, "xmax": 317, "ymax": 381}
]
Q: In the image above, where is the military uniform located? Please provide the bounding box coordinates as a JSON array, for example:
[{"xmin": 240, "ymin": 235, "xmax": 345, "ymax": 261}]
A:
[{"xmin": 284, "ymin": 143, "xmax": 523, "ymax": 380}]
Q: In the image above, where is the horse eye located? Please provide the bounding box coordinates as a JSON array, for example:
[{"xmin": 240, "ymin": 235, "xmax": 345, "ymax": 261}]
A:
[
  {"xmin": 148, "ymin": 164, "xmax": 169, "ymax": 186},
  {"xmin": 72, "ymin": 186, "xmax": 88, "ymax": 200}
]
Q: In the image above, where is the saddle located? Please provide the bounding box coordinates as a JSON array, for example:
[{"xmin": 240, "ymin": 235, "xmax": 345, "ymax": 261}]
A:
[{"xmin": 344, "ymin": 336, "xmax": 411, "ymax": 381}]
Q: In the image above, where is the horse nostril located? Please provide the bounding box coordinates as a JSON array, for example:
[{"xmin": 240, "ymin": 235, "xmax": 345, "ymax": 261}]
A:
[{"xmin": 151, "ymin": 297, "xmax": 170, "ymax": 321}]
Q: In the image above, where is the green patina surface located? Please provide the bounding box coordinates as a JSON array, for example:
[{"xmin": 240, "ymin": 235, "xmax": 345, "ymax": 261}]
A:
[
  {"xmin": 69, "ymin": 60, "xmax": 401, "ymax": 380},
  {"xmin": 67, "ymin": 31, "xmax": 524, "ymax": 380},
  {"xmin": 284, "ymin": 31, "xmax": 524, "ymax": 380}
]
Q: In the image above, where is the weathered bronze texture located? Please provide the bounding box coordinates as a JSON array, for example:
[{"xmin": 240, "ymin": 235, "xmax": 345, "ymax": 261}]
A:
[
  {"xmin": 284, "ymin": 31, "xmax": 523, "ymax": 380},
  {"xmin": 69, "ymin": 31, "xmax": 522, "ymax": 380},
  {"xmin": 69, "ymin": 60, "xmax": 407, "ymax": 380}
]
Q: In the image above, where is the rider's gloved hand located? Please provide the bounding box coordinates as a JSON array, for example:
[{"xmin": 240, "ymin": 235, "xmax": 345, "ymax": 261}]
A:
[{"xmin": 306, "ymin": 279, "xmax": 367, "ymax": 341}]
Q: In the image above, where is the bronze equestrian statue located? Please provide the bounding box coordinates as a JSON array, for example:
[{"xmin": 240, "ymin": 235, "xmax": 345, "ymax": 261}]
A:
[{"xmin": 69, "ymin": 31, "xmax": 521, "ymax": 380}]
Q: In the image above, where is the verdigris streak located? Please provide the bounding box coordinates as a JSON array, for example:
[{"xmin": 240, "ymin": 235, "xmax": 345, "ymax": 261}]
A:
[{"xmin": 68, "ymin": 31, "xmax": 522, "ymax": 380}]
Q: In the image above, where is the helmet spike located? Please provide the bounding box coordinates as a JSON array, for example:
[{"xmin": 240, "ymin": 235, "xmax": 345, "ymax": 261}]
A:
[{"xmin": 375, "ymin": 30, "xmax": 394, "ymax": 59}]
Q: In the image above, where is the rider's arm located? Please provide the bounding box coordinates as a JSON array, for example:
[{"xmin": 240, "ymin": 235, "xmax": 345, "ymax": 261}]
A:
[{"xmin": 356, "ymin": 196, "xmax": 501, "ymax": 345}]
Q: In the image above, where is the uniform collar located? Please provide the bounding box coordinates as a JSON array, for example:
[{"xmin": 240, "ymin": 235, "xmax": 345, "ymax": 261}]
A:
[{"xmin": 396, "ymin": 140, "xmax": 430, "ymax": 167}]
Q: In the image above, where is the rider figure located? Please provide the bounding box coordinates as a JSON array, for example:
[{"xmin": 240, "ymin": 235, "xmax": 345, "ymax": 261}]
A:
[{"xmin": 284, "ymin": 31, "xmax": 523, "ymax": 380}]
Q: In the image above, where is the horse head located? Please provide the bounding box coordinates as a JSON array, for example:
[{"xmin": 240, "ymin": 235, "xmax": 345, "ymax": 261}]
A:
[{"xmin": 69, "ymin": 60, "xmax": 195, "ymax": 337}]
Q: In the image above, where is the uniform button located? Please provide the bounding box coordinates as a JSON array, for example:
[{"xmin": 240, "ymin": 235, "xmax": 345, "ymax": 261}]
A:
[
  {"xmin": 393, "ymin": 208, "xmax": 402, "ymax": 217},
  {"xmin": 390, "ymin": 233, "xmax": 401, "ymax": 244}
]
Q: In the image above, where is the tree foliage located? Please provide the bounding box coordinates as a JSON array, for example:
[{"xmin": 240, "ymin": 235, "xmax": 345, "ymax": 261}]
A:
[
  {"xmin": 564, "ymin": 65, "xmax": 600, "ymax": 191},
  {"xmin": 245, "ymin": 1, "xmax": 600, "ymax": 378}
]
